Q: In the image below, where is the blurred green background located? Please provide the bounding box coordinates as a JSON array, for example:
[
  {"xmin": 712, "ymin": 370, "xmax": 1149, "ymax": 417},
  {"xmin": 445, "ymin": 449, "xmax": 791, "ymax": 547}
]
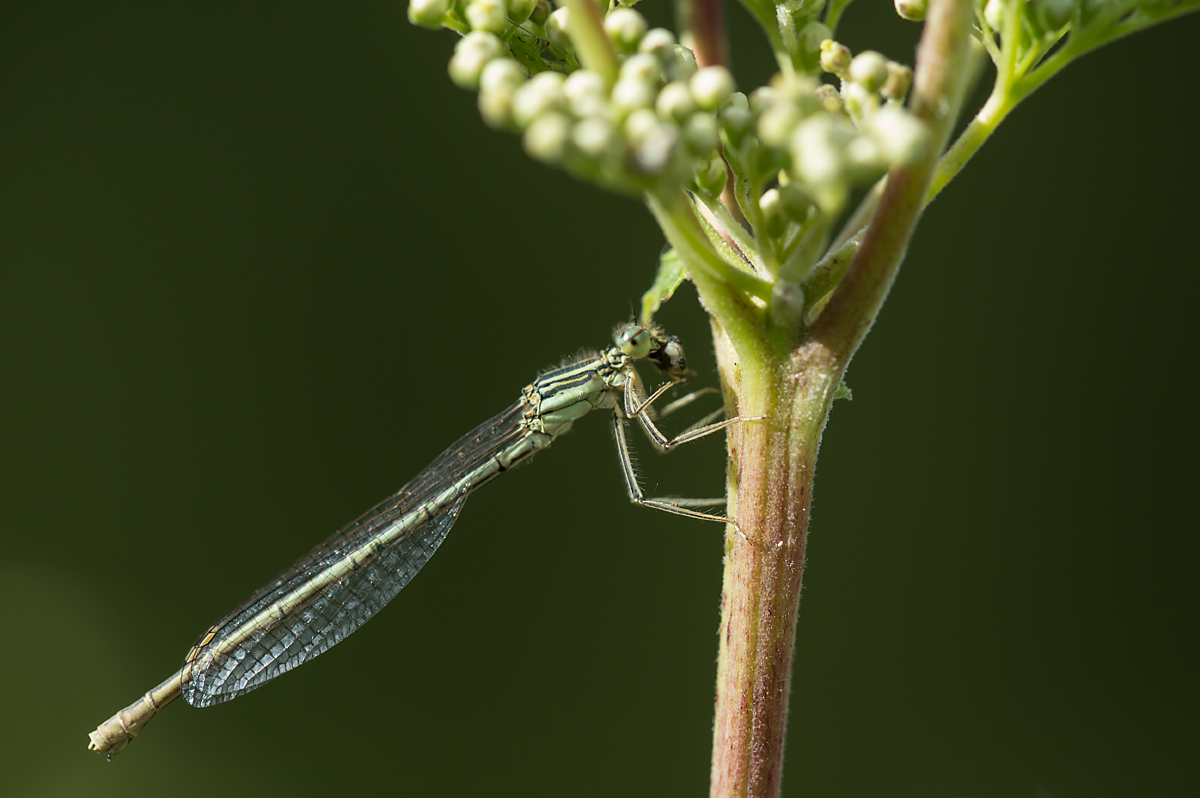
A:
[{"xmin": 3, "ymin": 2, "xmax": 1197, "ymax": 796}]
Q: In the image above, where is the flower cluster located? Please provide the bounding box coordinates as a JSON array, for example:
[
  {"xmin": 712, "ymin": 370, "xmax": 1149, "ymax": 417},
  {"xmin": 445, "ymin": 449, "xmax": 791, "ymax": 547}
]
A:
[{"xmin": 409, "ymin": 0, "xmax": 927, "ymax": 282}]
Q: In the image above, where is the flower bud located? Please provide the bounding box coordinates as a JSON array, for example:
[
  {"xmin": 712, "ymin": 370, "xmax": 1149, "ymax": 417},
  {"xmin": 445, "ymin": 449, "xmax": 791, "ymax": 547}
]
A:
[
  {"xmin": 523, "ymin": 111, "xmax": 572, "ymax": 164},
  {"xmin": 694, "ymin": 154, "xmax": 728, "ymax": 198},
  {"xmin": 563, "ymin": 69, "xmax": 607, "ymax": 117},
  {"xmin": 683, "ymin": 112, "xmax": 719, "ymax": 155},
  {"xmin": 667, "ymin": 45, "xmax": 698, "ymax": 81},
  {"xmin": 655, "ymin": 81, "xmax": 696, "ymax": 123},
  {"xmin": 818, "ymin": 39, "xmax": 851, "ymax": 76},
  {"xmin": 790, "ymin": 115, "xmax": 852, "ymax": 185},
  {"xmin": 611, "ymin": 76, "xmax": 657, "ymax": 114},
  {"xmin": 572, "ymin": 115, "xmax": 617, "ymax": 159},
  {"xmin": 511, "ymin": 70, "xmax": 567, "ymax": 128},
  {"xmin": 893, "ymin": 0, "xmax": 926, "ymax": 21},
  {"xmin": 619, "ymin": 53, "xmax": 661, "ymax": 83},
  {"xmin": 638, "ymin": 28, "xmax": 677, "ymax": 60},
  {"xmin": 842, "ymin": 82, "xmax": 877, "ymax": 121},
  {"xmin": 1033, "ymin": 0, "xmax": 1073, "ymax": 31},
  {"xmin": 881, "ymin": 62, "xmax": 912, "ymax": 102},
  {"xmin": 848, "ymin": 50, "xmax": 888, "ymax": 92},
  {"xmin": 758, "ymin": 188, "xmax": 788, "ymax": 239},
  {"xmin": 720, "ymin": 101, "xmax": 753, "ymax": 150},
  {"xmin": 466, "ymin": 0, "xmax": 509, "ymax": 35},
  {"xmin": 983, "ymin": 0, "xmax": 1005, "ymax": 30},
  {"xmin": 867, "ymin": 106, "xmax": 928, "ymax": 165},
  {"xmin": 625, "ymin": 109, "xmax": 679, "ymax": 174},
  {"xmin": 477, "ymin": 58, "xmax": 525, "ymax": 128},
  {"xmin": 530, "ymin": 0, "xmax": 552, "ymax": 25},
  {"xmin": 408, "ymin": 0, "xmax": 450, "ymax": 29},
  {"xmin": 795, "ymin": 22, "xmax": 832, "ymax": 74},
  {"xmin": 508, "ymin": 0, "xmax": 538, "ymax": 25},
  {"xmin": 449, "ymin": 31, "xmax": 505, "ymax": 90},
  {"xmin": 546, "ymin": 7, "xmax": 572, "ymax": 48},
  {"xmin": 815, "ymin": 84, "xmax": 841, "ymax": 113},
  {"xmin": 604, "ymin": 8, "xmax": 648, "ymax": 53},
  {"xmin": 757, "ymin": 103, "xmax": 802, "ymax": 148},
  {"xmin": 690, "ymin": 66, "xmax": 736, "ymax": 112}
]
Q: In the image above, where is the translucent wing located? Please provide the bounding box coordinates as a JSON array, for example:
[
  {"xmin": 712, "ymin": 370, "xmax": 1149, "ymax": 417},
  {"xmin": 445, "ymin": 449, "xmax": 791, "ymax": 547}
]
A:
[{"xmin": 181, "ymin": 401, "xmax": 527, "ymax": 707}]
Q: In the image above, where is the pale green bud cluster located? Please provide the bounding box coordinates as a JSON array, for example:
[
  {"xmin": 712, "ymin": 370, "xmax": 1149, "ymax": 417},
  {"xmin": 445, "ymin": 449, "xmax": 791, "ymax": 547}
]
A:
[{"xmin": 429, "ymin": 4, "xmax": 738, "ymax": 194}]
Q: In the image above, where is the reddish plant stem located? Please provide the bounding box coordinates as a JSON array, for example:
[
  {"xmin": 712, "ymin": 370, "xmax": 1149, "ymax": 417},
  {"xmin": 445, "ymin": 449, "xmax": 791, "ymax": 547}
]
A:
[{"xmin": 708, "ymin": 2, "xmax": 975, "ymax": 797}]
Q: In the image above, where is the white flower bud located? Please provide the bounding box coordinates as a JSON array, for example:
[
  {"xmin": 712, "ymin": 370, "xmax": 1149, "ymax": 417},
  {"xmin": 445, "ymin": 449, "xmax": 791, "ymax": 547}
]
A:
[
  {"xmin": 694, "ymin": 153, "xmax": 728, "ymax": 197},
  {"xmin": 790, "ymin": 115, "xmax": 852, "ymax": 185},
  {"xmin": 479, "ymin": 58, "xmax": 525, "ymax": 93},
  {"xmin": 638, "ymin": 27, "xmax": 677, "ymax": 60},
  {"xmin": 894, "ymin": 0, "xmax": 926, "ymax": 21},
  {"xmin": 508, "ymin": 0, "xmax": 538, "ymax": 25},
  {"xmin": 625, "ymin": 110, "xmax": 679, "ymax": 174},
  {"xmin": 546, "ymin": 7, "xmax": 572, "ymax": 48},
  {"xmin": 667, "ymin": 45, "xmax": 697, "ymax": 81},
  {"xmin": 573, "ymin": 115, "xmax": 617, "ymax": 158},
  {"xmin": 983, "ymin": 0, "xmax": 1005, "ymax": 30},
  {"xmin": 867, "ymin": 106, "xmax": 928, "ymax": 165},
  {"xmin": 881, "ymin": 62, "xmax": 912, "ymax": 102},
  {"xmin": 511, "ymin": 70, "xmax": 567, "ymax": 129},
  {"xmin": 479, "ymin": 80, "xmax": 519, "ymax": 129},
  {"xmin": 408, "ymin": 0, "xmax": 450, "ymax": 29},
  {"xmin": 819, "ymin": 39, "xmax": 851, "ymax": 76},
  {"xmin": 690, "ymin": 66, "xmax": 735, "ymax": 112},
  {"xmin": 562, "ymin": 70, "xmax": 607, "ymax": 118},
  {"xmin": 842, "ymin": 81, "xmax": 877, "ymax": 121},
  {"xmin": 845, "ymin": 135, "xmax": 882, "ymax": 174},
  {"xmin": 848, "ymin": 50, "xmax": 888, "ymax": 92},
  {"xmin": 656, "ymin": 81, "xmax": 697, "ymax": 123},
  {"xmin": 611, "ymin": 76, "xmax": 657, "ymax": 113},
  {"xmin": 466, "ymin": 0, "xmax": 509, "ymax": 35},
  {"xmin": 604, "ymin": 8, "xmax": 648, "ymax": 53},
  {"xmin": 449, "ymin": 31, "xmax": 505, "ymax": 89},
  {"xmin": 619, "ymin": 53, "xmax": 661, "ymax": 83},
  {"xmin": 683, "ymin": 112, "xmax": 719, "ymax": 154},
  {"xmin": 523, "ymin": 111, "xmax": 572, "ymax": 163},
  {"xmin": 757, "ymin": 103, "xmax": 801, "ymax": 148}
]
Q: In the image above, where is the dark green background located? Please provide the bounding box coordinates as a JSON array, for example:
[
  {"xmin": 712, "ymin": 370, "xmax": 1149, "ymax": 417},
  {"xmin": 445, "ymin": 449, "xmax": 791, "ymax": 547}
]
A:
[{"xmin": 3, "ymin": 2, "xmax": 1197, "ymax": 796}]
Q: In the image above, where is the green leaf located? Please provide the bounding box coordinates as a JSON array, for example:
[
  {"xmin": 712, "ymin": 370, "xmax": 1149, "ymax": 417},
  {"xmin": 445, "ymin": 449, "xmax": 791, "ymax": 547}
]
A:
[{"xmin": 640, "ymin": 247, "xmax": 687, "ymax": 321}]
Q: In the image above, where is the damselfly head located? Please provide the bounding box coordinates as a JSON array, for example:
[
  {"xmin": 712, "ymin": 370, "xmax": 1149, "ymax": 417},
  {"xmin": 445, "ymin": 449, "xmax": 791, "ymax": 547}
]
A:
[{"xmin": 614, "ymin": 322, "xmax": 688, "ymax": 380}]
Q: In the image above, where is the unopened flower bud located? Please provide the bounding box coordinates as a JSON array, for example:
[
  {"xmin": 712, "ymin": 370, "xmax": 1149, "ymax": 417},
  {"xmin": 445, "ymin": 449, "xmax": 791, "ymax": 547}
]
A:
[
  {"xmin": 530, "ymin": 0, "xmax": 552, "ymax": 25},
  {"xmin": 881, "ymin": 62, "xmax": 912, "ymax": 102},
  {"xmin": 868, "ymin": 106, "xmax": 928, "ymax": 165},
  {"xmin": 612, "ymin": 75, "xmax": 657, "ymax": 113},
  {"xmin": 983, "ymin": 0, "xmax": 1005, "ymax": 30},
  {"xmin": 523, "ymin": 111, "xmax": 572, "ymax": 163},
  {"xmin": 638, "ymin": 28, "xmax": 677, "ymax": 60},
  {"xmin": 778, "ymin": 182, "xmax": 815, "ymax": 222},
  {"xmin": 848, "ymin": 50, "xmax": 888, "ymax": 92},
  {"xmin": 819, "ymin": 39, "xmax": 851, "ymax": 76},
  {"xmin": 842, "ymin": 82, "xmax": 877, "ymax": 121},
  {"xmin": 477, "ymin": 58, "xmax": 525, "ymax": 128},
  {"xmin": 625, "ymin": 109, "xmax": 679, "ymax": 174},
  {"xmin": 815, "ymin": 84, "xmax": 841, "ymax": 113},
  {"xmin": 572, "ymin": 115, "xmax": 617, "ymax": 158},
  {"xmin": 694, "ymin": 154, "xmax": 728, "ymax": 197},
  {"xmin": 667, "ymin": 45, "xmax": 698, "ymax": 81},
  {"xmin": 604, "ymin": 8, "xmax": 648, "ymax": 53},
  {"xmin": 563, "ymin": 69, "xmax": 607, "ymax": 117},
  {"xmin": 757, "ymin": 103, "xmax": 802, "ymax": 148},
  {"xmin": 795, "ymin": 22, "xmax": 832, "ymax": 74},
  {"xmin": 720, "ymin": 101, "xmax": 753, "ymax": 150},
  {"xmin": 683, "ymin": 112, "xmax": 719, "ymax": 155},
  {"xmin": 690, "ymin": 66, "xmax": 736, "ymax": 112},
  {"xmin": 466, "ymin": 0, "xmax": 509, "ymax": 34},
  {"xmin": 511, "ymin": 70, "xmax": 566, "ymax": 128},
  {"xmin": 894, "ymin": 0, "xmax": 926, "ymax": 21},
  {"xmin": 408, "ymin": 0, "xmax": 450, "ymax": 29},
  {"xmin": 546, "ymin": 7, "xmax": 572, "ymax": 48},
  {"xmin": 508, "ymin": 0, "xmax": 538, "ymax": 25},
  {"xmin": 656, "ymin": 81, "xmax": 697, "ymax": 123},
  {"xmin": 620, "ymin": 53, "xmax": 660, "ymax": 83},
  {"xmin": 790, "ymin": 115, "xmax": 852, "ymax": 185},
  {"xmin": 1033, "ymin": 0, "xmax": 1073, "ymax": 31},
  {"xmin": 759, "ymin": 188, "xmax": 788, "ymax": 238},
  {"xmin": 449, "ymin": 31, "xmax": 505, "ymax": 89}
]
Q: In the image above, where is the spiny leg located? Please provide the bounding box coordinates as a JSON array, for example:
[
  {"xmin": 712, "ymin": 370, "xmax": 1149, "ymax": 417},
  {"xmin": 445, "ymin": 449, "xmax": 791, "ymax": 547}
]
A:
[{"xmin": 610, "ymin": 413, "xmax": 735, "ymax": 527}]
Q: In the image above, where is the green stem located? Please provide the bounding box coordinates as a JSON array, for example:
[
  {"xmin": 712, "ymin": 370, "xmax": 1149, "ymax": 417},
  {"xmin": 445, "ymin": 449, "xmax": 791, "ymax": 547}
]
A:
[
  {"xmin": 708, "ymin": 4, "xmax": 976, "ymax": 797},
  {"xmin": 562, "ymin": 0, "xmax": 619, "ymax": 86}
]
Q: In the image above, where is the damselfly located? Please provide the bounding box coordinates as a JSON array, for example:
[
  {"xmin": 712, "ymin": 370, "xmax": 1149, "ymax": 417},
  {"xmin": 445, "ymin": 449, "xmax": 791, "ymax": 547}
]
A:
[{"xmin": 88, "ymin": 322, "xmax": 744, "ymax": 758}]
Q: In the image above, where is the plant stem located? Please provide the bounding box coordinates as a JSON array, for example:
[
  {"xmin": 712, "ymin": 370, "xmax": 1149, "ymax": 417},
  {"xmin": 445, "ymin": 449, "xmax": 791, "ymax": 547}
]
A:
[{"xmin": 707, "ymin": 2, "xmax": 975, "ymax": 796}]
